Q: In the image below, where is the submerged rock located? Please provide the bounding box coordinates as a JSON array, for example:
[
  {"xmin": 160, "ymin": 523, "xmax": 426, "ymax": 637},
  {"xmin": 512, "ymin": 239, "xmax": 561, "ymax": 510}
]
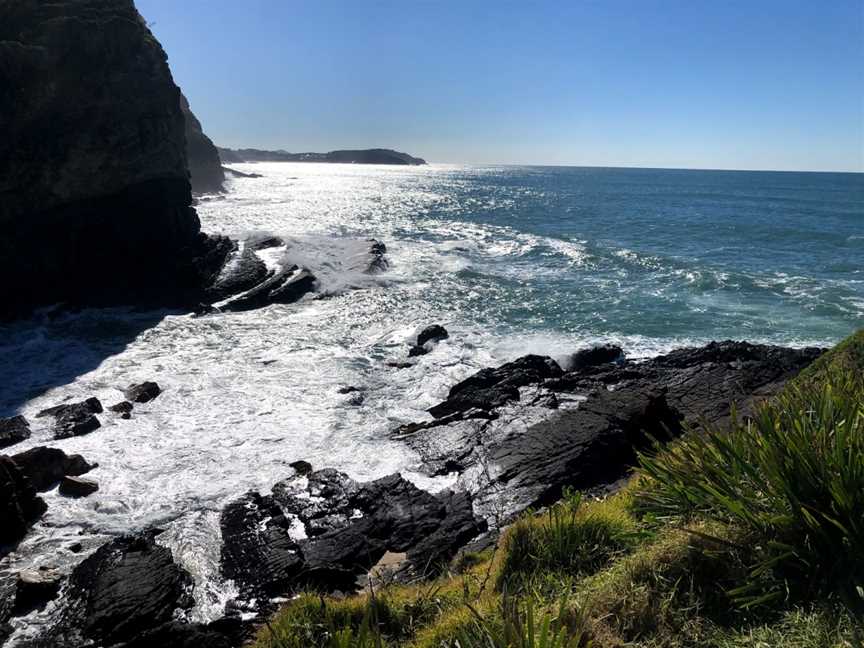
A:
[
  {"xmin": 59, "ymin": 476, "xmax": 99, "ymax": 498},
  {"xmin": 0, "ymin": 456, "xmax": 46, "ymax": 549},
  {"xmin": 0, "ymin": 415, "xmax": 30, "ymax": 449},
  {"xmin": 417, "ymin": 324, "xmax": 449, "ymax": 347},
  {"xmin": 11, "ymin": 446, "xmax": 96, "ymax": 491},
  {"xmin": 110, "ymin": 401, "xmax": 134, "ymax": 419},
  {"xmin": 124, "ymin": 381, "xmax": 161, "ymax": 403}
]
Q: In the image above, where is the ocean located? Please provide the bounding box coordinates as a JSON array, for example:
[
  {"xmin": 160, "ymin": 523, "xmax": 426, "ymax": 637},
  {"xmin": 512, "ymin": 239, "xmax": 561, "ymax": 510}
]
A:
[{"xmin": 1, "ymin": 163, "xmax": 862, "ymax": 634}]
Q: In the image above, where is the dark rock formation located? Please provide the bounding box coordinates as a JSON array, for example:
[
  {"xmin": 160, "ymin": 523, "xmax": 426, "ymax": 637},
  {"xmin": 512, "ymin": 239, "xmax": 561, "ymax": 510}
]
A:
[
  {"xmin": 222, "ymin": 470, "xmax": 486, "ymax": 600},
  {"xmin": 43, "ymin": 532, "xmax": 194, "ymax": 647},
  {"xmin": 221, "ymin": 265, "xmax": 317, "ymax": 312},
  {"xmin": 428, "ymin": 355, "xmax": 563, "ymax": 418},
  {"xmin": 217, "ymin": 147, "xmax": 426, "ymax": 165},
  {"xmin": 0, "ymin": 0, "xmax": 215, "ymax": 318},
  {"xmin": 59, "ymin": 476, "xmax": 99, "ymax": 497},
  {"xmin": 180, "ymin": 92, "xmax": 224, "ymax": 193},
  {"xmin": 400, "ymin": 341, "xmax": 823, "ymax": 520},
  {"xmin": 203, "ymin": 243, "xmax": 269, "ymax": 303},
  {"xmin": 0, "ymin": 456, "xmax": 46, "ymax": 548},
  {"xmin": 14, "ymin": 567, "xmax": 63, "ymax": 614},
  {"xmin": 289, "ymin": 460, "xmax": 313, "ymax": 475},
  {"xmin": 222, "ymin": 165, "xmax": 263, "ymax": 179},
  {"xmin": 110, "ymin": 401, "xmax": 134, "ymax": 419},
  {"xmin": 124, "ymin": 381, "xmax": 161, "ymax": 403},
  {"xmin": 11, "ymin": 446, "xmax": 96, "ymax": 491},
  {"xmin": 567, "ymin": 344, "xmax": 623, "ymax": 370},
  {"xmin": 0, "ymin": 415, "xmax": 30, "ymax": 448},
  {"xmin": 409, "ymin": 324, "xmax": 450, "ymax": 357},
  {"xmin": 119, "ymin": 619, "xmax": 244, "ymax": 648},
  {"xmin": 220, "ymin": 492, "xmax": 304, "ymax": 600},
  {"xmin": 36, "ymin": 397, "xmax": 102, "ymax": 439}
]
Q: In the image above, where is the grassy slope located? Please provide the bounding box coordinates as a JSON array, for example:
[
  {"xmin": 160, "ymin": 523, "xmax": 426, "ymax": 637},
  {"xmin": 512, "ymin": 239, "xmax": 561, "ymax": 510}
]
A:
[{"xmin": 252, "ymin": 330, "xmax": 864, "ymax": 647}]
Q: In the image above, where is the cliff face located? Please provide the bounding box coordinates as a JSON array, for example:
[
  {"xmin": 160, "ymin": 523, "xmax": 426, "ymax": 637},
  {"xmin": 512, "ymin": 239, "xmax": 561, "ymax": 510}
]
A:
[
  {"xmin": 0, "ymin": 0, "xmax": 206, "ymax": 317},
  {"xmin": 180, "ymin": 92, "xmax": 224, "ymax": 193}
]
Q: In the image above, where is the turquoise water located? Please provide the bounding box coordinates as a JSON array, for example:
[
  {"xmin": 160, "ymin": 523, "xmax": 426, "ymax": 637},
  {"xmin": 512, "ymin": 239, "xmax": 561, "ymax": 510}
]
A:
[{"xmin": 389, "ymin": 166, "xmax": 863, "ymax": 345}]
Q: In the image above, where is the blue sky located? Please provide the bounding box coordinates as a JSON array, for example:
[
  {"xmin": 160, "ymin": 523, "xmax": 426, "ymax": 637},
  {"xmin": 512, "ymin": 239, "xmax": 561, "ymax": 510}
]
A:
[{"xmin": 137, "ymin": 0, "xmax": 863, "ymax": 171}]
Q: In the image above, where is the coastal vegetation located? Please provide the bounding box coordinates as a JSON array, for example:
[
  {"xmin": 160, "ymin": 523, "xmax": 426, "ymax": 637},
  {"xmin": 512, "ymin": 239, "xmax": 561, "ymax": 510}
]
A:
[{"xmin": 253, "ymin": 330, "xmax": 864, "ymax": 648}]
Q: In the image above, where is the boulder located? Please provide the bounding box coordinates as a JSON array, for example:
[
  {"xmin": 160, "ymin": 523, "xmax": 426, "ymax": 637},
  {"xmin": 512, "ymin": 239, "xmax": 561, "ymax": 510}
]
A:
[
  {"xmin": 417, "ymin": 324, "xmax": 449, "ymax": 347},
  {"xmin": 14, "ymin": 567, "xmax": 62, "ymax": 613},
  {"xmin": 36, "ymin": 397, "xmax": 103, "ymax": 439},
  {"xmin": 11, "ymin": 446, "xmax": 96, "ymax": 491},
  {"xmin": 288, "ymin": 460, "xmax": 313, "ymax": 476},
  {"xmin": 0, "ymin": 0, "xmax": 210, "ymax": 318},
  {"xmin": 0, "ymin": 415, "xmax": 30, "ymax": 448},
  {"xmin": 45, "ymin": 532, "xmax": 194, "ymax": 646},
  {"xmin": 59, "ymin": 476, "xmax": 99, "ymax": 498},
  {"xmin": 0, "ymin": 456, "xmax": 47, "ymax": 548},
  {"xmin": 110, "ymin": 401, "xmax": 134, "ymax": 419},
  {"xmin": 567, "ymin": 344, "xmax": 623, "ymax": 370},
  {"xmin": 204, "ymin": 244, "xmax": 269, "ymax": 302},
  {"xmin": 124, "ymin": 381, "xmax": 161, "ymax": 403},
  {"xmin": 221, "ymin": 265, "xmax": 317, "ymax": 312}
]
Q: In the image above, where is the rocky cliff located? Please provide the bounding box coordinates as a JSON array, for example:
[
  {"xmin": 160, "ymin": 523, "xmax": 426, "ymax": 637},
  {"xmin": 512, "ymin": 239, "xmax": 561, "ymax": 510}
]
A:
[
  {"xmin": 180, "ymin": 92, "xmax": 224, "ymax": 193},
  {"xmin": 0, "ymin": 0, "xmax": 214, "ymax": 318}
]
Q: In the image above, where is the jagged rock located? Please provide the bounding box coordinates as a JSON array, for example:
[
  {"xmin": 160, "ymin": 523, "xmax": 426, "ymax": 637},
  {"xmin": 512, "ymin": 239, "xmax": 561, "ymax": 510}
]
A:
[
  {"xmin": 288, "ymin": 460, "xmax": 313, "ymax": 476},
  {"xmin": 11, "ymin": 446, "xmax": 96, "ymax": 491},
  {"xmin": 43, "ymin": 532, "xmax": 194, "ymax": 646},
  {"xmin": 567, "ymin": 344, "xmax": 623, "ymax": 370},
  {"xmin": 204, "ymin": 243, "xmax": 268, "ymax": 302},
  {"xmin": 224, "ymin": 471, "xmax": 486, "ymax": 600},
  {"xmin": 417, "ymin": 324, "xmax": 449, "ymax": 347},
  {"xmin": 110, "ymin": 401, "xmax": 134, "ymax": 419},
  {"xmin": 428, "ymin": 355, "xmax": 563, "ymax": 418},
  {"xmin": 180, "ymin": 92, "xmax": 224, "ymax": 194},
  {"xmin": 14, "ymin": 567, "xmax": 62, "ymax": 614},
  {"xmin": 246, "ymin": 233, "xmax": 284, "ymax": 251},
  {"xmin": 36, "ymin": 397, "xmax": 103, "ymax": 439},
  {"xmin": 0, "ymin": 0, "xmax": 210, "ymax": 318},
  {"xmin": 0, "ymin": 415, "xmax": 30, "ymax": 448},
  {"xmin": 402, "ymin": 341, "xmax": 823, "ymax": 520},
  {"xmin": 124, "ymin": 381, "xmax": 161, "ymax": 403},
  {"xmin": 59, "ymin": 476, "xmax": 99, "ymax": 498},
  {"xmin": 0, "ymin": 456, "xmax": 47, "ymax": 548},
  {"xmin": 221, "ymin": 265, "xmax": 317, "ymax": 312},
  {"xmin": 220, "ymin": 492, "xmax": 303, "ymax": 599}
]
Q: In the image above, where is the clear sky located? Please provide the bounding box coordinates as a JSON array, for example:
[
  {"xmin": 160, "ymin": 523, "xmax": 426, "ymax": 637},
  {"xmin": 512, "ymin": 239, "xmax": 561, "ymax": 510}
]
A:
[{"xmin": 136, "ymin": 0, "xmax": 864, "ymax": 171}]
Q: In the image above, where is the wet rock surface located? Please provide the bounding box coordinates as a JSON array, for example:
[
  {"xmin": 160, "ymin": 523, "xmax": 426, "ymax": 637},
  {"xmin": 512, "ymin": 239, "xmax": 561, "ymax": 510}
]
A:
[
  {"xmin": 124, "ymin": 381, "xmax": 161, "ymax": 404},
  {"xmin": 39, "ymin": 532, "xmax": 195, "ymax": 647},
  {"xmin": 58, "ymin": 476, "xmax": 99, "ymax": 498},
  {"xmin": 0, "ymin": 415, "xmax": 30, "ymax": 449},
  {"xmin": 222, "ymin": 470, "xmax": 486, "ymax": 601},
  {"xmin": 10, "ymin": 446, "xmax": 96, "ymax": 491},
  {"xmin": 0, "ymin": 456, "xmax": 46, "ymax": 550},
  {"xmin": 109, "ymin": 401, "xmax": 134, "ymax": 419},
  {"xmin": 401, "ymin": 341, "xmax": 822, "ymax": 518},
  {"xmin": 36, "ymin": 397, "xmax": 103, "ymax": 440},
  {"xmin": 14, "ymin": 567, "xmax": 63, "ymax": 614}
]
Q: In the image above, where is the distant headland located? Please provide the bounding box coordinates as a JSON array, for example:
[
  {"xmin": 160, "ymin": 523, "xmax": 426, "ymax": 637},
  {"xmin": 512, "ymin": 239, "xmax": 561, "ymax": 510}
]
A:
[{"xmin": 217, "ymin": 147, "xmax": 427, "ymax": 166}]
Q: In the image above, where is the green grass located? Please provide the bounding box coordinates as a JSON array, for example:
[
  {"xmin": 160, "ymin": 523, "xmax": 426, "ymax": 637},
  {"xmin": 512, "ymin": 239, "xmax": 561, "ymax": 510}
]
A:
[
  {"xmin": 635, "ymin": 368, "xmax": 864, "ymax": 613},
  {"xmin": 253, "ymin": 329, "xmax": 864, "ymax": 648}
]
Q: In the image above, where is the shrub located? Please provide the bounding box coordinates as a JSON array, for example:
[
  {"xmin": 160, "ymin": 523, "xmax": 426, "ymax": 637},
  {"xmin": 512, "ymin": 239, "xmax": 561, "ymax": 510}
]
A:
[
  {"xmin": 635, "ymin": 369, "xmax": 864, "ymax": 614},
  {"xmin": 497, "ymin": 491, "xmax": 636, "ymax": 593}
]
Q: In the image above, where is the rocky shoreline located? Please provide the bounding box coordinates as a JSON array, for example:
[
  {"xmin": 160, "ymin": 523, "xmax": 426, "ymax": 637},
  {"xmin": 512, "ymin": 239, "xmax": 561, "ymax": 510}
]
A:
[{"xmin": 0, "ymin": 338, "xmax": 823, "ymax": 646}]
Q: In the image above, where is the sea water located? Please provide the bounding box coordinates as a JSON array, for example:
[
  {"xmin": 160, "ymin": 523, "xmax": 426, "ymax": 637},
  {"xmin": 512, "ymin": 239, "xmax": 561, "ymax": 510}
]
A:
[{"xmin": 1, "ymin": 164, "xmax": 861, "ymax": 637}]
